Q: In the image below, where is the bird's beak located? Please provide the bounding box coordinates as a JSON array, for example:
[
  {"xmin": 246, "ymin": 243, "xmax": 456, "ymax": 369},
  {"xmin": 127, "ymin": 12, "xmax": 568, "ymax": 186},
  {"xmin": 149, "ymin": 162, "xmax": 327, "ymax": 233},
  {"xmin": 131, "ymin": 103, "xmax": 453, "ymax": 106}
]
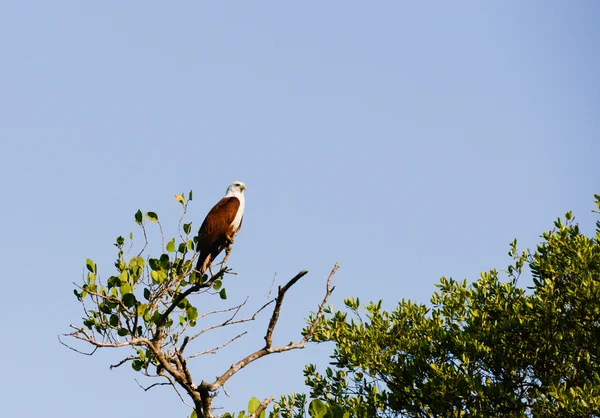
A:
[{"xmin": 240, "ymin": 185, "xmax": 246, "ymax": 191}]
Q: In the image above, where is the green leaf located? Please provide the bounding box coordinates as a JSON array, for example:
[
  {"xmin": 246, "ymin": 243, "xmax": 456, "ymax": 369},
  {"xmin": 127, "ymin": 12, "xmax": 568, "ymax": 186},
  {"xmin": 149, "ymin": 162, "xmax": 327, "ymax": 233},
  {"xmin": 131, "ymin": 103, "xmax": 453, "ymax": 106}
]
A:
[
  {"xmin": 132, "ymin": 359, "xmax": 143, "ymax": 371},
  {"xmin": 151, "ymin": 310, "xmax": 161, "ymax": 324},
  {"xmin": 213, "ymin": 280, "xmax": 222, "ymax": 291},
  {"xmin": 143, "ymin": 287, "xmax": 150, "ymax": 300},
  {"xmin": 135, "ymin": 210, "xmax": 143, "ymax": 224},
  {"xmin": 220, "ymin": 288, "xmax": 227, "ymax": 300},
  {"xmin": 99, "ymin": 302, "xmax": 112, "ymax": 314},
  {"xmin": 186, "ymin": 306, "xmax": 198, "ymax": 321},
  {"xmin": 166, "ymin": 238, "xmax": 176, "ymax": 253},
  {"xmin": 159, "ymin": 254, "xmax": 170, "ymax": 269},
  {"xmin": 136, "ymin": 256, "xmax": 145, "ymax": 269},
  {"xmin": 120, "ymin": 282, "xmax": 132, "ymax": 296},
  {"xmin": 190, "ymin": 410, "xmax": 197, "ymax": 418},
  {"xmin": 146, "ymin": 211, "xmax": 159, "ymax": 222},
  {"xmin": 183, "ymin": 222, "xmax": 192, "ymax": 235},
  {"xmin": 87, "ymin": 272, "xmax": 96, "ymax": 285},
  {"xmin": 248, "ymin": 397, "xmax": 261, "ymax": 414},
  {"xmin": 188, "ymin": 190, "xmax": 193, "ymax": 201},
  {"xmin": 109, "ymin": 314, "xmax": 119, "ymax": 327},
  {"xmin": 151, "ymin": 270, "xmax": 167, "ymax": 284},
  {"xmin": 85, "ymin": 258, "xmax": 95, "ymax": 273},
  {"xmin": 117, "ymin": 328, "xmax": 129, "ymax": 336},
  {"xmin": 309, "ymin": 399, "xmax": 327, "ymax": 418},
  {"xmin": 122, "ymin": 293, "xmax": 137, "ymax": 308},
  {"xmin": 149, "ymin": 258, "xmax": 160, "ymax": 271}
]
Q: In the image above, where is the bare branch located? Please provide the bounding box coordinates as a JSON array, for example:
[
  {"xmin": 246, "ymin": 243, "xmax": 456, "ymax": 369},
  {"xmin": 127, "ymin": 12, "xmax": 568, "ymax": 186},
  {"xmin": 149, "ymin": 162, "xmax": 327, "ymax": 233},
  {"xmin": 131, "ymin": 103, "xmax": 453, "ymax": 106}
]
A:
[
  {"xmin": 266, "ymin": 273, "xmax": 277, "ymax": 302},
  {"xmin": 187, "ymin": 331, "xmax": 247, "ymax": 359},
  {"xmin": 110, "ymin": 355, "xmax": 138, "ymax": 370},
  {"xmin": 177, "ymin": 198, "xmax": 190, "ymax": 244},
  {"xmin": 265, "ymin": 270, "xmax": 308, "ymax": 348},
  {"xmin": 197, "ymin": 297, "xmax": 249, "ymax": 321},
  {"xmin": 205, "ymin": 264, "xmax": 339, "ymax": 393},
  {"xmin": 57, "ymin": 335, "xmax": 99, "ymax": 356},
  {"xmin": 163, "ymin": 373, "xmax": 195, "ymax": 408},
  {"xmin": 187, "ymin": 299, "xmax": 274, "ymax": 343},
  {"xmin": 136, "ymin": 222, "xmax": 149, "ymax": 258},
  {"xmin": 135, "ymin": 379, "xmax": 171, "ymax": 391},
  {"xmin": 301, "ymin": 263, "xmax": 339, "ymax": 343},
  {"xmin": 157, "ymin": 219, "xmax": 165, "ymax": 256}
]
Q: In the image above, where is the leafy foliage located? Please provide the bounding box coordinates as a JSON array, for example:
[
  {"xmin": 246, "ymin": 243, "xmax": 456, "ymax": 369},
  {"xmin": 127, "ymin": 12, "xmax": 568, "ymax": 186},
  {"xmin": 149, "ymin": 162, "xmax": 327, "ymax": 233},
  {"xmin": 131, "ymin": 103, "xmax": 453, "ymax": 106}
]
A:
[
  {"xmin": 286, "ymin": 195, "xmax": 600, "ymax": 417},
  {"xmin": 72, "ymin": 191, "xmax": 232, "ymax": 374}
]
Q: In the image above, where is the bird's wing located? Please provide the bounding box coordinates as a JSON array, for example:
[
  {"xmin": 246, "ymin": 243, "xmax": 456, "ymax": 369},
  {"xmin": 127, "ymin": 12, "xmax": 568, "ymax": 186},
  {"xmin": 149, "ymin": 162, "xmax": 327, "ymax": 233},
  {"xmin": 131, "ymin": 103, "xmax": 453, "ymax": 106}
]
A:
[{"xmin": 196, "ymin": 197, "xmax": 240, "ymax": 251}]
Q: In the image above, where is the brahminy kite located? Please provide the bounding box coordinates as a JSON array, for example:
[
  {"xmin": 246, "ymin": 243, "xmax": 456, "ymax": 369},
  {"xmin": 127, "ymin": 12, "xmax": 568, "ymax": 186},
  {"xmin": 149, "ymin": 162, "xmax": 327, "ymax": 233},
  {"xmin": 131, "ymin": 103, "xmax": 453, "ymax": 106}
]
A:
[{"xmin": 195, "ymin": 181, "xmax": 246, "ymax": 274}]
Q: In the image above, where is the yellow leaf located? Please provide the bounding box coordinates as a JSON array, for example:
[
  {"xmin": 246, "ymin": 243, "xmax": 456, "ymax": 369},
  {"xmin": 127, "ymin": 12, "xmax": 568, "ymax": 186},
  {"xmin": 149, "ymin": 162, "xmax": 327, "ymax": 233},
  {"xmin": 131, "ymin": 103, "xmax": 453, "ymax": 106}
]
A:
[{"xmin": 174, "ymin": 194, "xmax": 185, "ymax": 204}]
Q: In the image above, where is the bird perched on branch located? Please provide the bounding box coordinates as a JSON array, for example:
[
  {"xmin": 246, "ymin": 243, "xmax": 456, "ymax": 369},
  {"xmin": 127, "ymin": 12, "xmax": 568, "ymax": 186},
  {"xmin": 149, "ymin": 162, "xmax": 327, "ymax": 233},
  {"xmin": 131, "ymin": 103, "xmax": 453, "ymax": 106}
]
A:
[{"xmin": 195, "ymin": 181, "xmax": 246, "ymax": 275}]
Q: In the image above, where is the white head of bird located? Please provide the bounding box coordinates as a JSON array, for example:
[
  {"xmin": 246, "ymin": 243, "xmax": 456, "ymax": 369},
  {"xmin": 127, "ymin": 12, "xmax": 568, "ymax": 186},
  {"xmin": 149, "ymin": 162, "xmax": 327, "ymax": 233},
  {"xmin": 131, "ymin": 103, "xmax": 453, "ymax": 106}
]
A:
[{"xmin": 225, "ymin": 181, "xmax": 246, "ymax": 199}]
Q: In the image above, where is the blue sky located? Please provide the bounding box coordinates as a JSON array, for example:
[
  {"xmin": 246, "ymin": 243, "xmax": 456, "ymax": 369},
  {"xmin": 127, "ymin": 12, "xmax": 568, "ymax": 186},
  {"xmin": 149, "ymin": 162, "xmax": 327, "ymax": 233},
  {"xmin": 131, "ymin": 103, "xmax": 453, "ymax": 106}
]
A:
[{"xmin": 1, "ymin": 2, "xmax": 599, "ymax": 417}]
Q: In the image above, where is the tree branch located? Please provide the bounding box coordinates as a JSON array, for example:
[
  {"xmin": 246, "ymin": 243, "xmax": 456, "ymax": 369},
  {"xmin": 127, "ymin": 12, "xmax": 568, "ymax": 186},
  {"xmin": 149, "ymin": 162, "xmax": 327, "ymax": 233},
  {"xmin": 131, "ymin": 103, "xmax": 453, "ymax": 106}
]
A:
[
  {"xmin": 186, "ymin": 299, "xmax": 274, "ymax": 344},
  {"xmin": 187, "ymin": 332, "xmax": 248, "ymax": 359},
  {"xmin": 66, "ymin": 325, "xmax": 148, "ymax": 348},
  {"xmin": 154, "ymin": 271, "xmax": 224, "ymax": 338},
  {"xmin": 110, "ymin": 355, "xmax": 138, "ymax": 370},
  {"xmin": 301, "ymin": 263, "xmax": 339, "ymax": 343},
  {"xmin": 57, "ymin": 335, "xmax": 98, "ymax": 356},
  {"xmin": 205, "ymin": 264, "xmax": 339, "ymax": 393},
  {"xmin": 265, "ymin": 270, "xmax": 308, "ymax": 348},
  {"xmin": 135, "ymin": 379, "xmax": 171, "ymax": 392}
]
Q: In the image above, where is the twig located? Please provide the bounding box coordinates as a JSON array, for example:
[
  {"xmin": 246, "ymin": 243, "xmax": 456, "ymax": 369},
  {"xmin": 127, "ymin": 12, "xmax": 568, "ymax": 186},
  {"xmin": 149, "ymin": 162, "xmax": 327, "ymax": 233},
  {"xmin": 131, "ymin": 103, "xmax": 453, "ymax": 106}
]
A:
[
  {"xmin": 124, "ymin": 230, "xmax": 135, "ymax": 259},
  {"xmin": 187, "ymin": 332, "xmax": 248, "ymax": 359},
  {"xmin": 266, "ymin": 273, "xmax": 276, "ymax": 302},
  {"xmin": 187, "ymin": 300, "xmax": 274, "ymax": 343},
  {"xmin": 177, "ymin": 199, "xmax": 189, "ymax": 244},
  {"xmin": 57, "ymin": 335, "xmax": 98, "ymax": 356},
  {"xmin": 136, "ymin": 222, "xmax": 149, "ymax": 258},
  {"xmin": 135, "ymin": 379, "xmax": 171, "ymax": 391},
  {"xmin": 157, "ymin": 219, "xmax": 165, "ymax": 255},
  {"xmin": 67, "ymin": 325, "xmax": 149, "ymax": 348},
  {"xmin": 301, "ymin": 263, "xmax": 339, "ymax": 343},
  {"xmin": 110, "ymin": 355, "xmax": 137, "ymax": 370},
  {"xmin": 196, "ymin": 298, "xmax": 249, "ymax": 321}
]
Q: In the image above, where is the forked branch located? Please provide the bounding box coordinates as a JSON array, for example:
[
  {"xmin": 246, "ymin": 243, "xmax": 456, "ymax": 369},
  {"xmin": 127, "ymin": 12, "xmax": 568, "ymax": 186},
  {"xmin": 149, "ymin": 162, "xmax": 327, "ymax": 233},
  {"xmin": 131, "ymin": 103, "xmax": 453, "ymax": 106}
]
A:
[{"xmin": 205, "ymin": 263, "xmax": 340, "ymax": 393}]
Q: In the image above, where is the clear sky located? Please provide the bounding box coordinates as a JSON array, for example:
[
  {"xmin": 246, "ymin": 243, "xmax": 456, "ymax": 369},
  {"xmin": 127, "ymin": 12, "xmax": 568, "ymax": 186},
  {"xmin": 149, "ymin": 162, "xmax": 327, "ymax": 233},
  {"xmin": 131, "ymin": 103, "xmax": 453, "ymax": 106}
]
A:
[{"xmin": 1, "ymin": 2, "xmax": 599, "ymax": 417}]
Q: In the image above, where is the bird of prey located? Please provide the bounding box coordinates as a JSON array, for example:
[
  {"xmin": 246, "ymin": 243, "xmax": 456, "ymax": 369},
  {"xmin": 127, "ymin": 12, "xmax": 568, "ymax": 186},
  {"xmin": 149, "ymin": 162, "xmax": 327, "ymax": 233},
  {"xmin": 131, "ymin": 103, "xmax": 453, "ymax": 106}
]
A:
[{"xmin": 195, "ymin": 181, "xmax": 246, "ymax": 274}]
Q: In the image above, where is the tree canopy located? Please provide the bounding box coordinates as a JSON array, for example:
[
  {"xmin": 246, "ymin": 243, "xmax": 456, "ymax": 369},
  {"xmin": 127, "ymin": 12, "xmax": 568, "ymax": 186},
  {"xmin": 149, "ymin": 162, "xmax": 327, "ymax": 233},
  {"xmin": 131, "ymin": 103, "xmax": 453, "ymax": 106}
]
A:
[
  {"xmin": 64, "ymin": 191, "xmax": 600, "ymax": 418},
  {"xmin": 62, "ymin": 191, "xmax": 338, "ymax": 418},
  {"xmin": 279, "ymin": 195, "xmax": 600, "ymax": 417}
]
